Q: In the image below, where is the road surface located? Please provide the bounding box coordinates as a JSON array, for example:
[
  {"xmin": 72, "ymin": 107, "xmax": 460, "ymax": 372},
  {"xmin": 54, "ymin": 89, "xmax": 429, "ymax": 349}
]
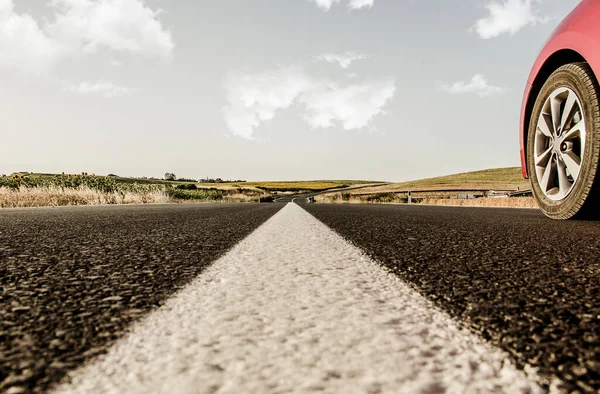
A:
[
  {"xmin": 0, "ymin": 204, "xmax": 283, "ymax": 393},
  {"xmin": 301, "ymin": 203, "xmax": 600, "ymax": 392},
  {"xmin": 0, "ymin": 202, "xmax": 599, "ymax": 392}
]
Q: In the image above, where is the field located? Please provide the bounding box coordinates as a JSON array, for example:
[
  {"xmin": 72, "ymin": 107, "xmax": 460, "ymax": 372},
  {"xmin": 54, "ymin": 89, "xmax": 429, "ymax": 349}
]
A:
[
  {"xmin": 28, "ymin": 173, "xmax": 197, "ymax": 186},
  {"xmin": 0, "ymin": 173, "xmax": 375, "ymax": 208},
  {"xmin": 0, "ymin": 169, "xmax": 535, "ymax": 209},
  {"xmin": 316, "ymin": 167, "xmax": 537, "ymax": 208}
]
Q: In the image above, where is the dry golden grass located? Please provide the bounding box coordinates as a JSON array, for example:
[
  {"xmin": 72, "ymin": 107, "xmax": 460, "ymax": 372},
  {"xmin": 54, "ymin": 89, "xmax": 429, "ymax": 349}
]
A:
[
  {"xmin": 421, "ymin": 197, "xmax": 538, "ymax": 209},
  {"xmin": 0, "ymin": 186, "xmax": 163, "ymax": 208},
  {"xmin": 221, "ymin": 193, "xmax": 264, "ymax": 203},
  {"xmin": 315, "ymin": 193, "xmax": 537, "ymax": 209}
]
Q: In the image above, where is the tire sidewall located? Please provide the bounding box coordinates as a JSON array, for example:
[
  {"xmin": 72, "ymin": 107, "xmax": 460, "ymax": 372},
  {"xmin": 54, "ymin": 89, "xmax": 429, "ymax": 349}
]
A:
[{"xmin": 527, "ymin": 64, "xmax": 600, "ymax": 219}]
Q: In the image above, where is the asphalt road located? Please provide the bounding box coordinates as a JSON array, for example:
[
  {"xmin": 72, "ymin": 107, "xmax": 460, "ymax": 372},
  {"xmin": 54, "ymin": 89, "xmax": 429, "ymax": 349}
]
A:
[
  {"xmin": 300, "ymin": 203, "xmax": 600, "ymax": 392},
  {"xmin": 3, "ymin": 201, "xmax": 600, "ymax": 393},
  {"xmin": 0, "ymin": 204, "xmax": 283, "ymax": 393},
  {"xmin": 53, "ymin": 203, "xmax": 541, "ymax": 394}
]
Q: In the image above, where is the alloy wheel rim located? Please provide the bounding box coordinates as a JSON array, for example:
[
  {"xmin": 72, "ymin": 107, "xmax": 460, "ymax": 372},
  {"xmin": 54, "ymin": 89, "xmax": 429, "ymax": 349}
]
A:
[{"xmin": 534, "ymin": 87, "xmax": 586, "ymax": 201}]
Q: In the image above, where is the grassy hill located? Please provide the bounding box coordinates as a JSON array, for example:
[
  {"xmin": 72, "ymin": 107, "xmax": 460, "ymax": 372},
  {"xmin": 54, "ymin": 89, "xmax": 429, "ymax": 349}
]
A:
[{"xmin": 354, "ymin": 167, "xmax": 529, "ymax": 194}]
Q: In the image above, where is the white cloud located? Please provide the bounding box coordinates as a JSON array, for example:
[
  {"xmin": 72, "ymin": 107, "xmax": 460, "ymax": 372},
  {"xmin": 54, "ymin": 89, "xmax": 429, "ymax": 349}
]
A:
[
  {"xmin": 316, "ymin": 52, "xmax": 368, "ymax": 69},
  {"xmin": 110, "ymin": 58, "xmax": 122, "ymax": 67},
  {"xmin": 0, "ymin": 0, "xmax": 172, "ymax": 75},
  {"xmin": 47, "ymin": 0, "xmax": 174, "ymax": 59},
  {"xmin": 66, "ymin": 81, "xmax": 133, "ymax": 98},
  {"xmin": 308, "ymin": 0, "xmax": 374, "ymax": 10},
  {"xmin": 299, "ymin": 79, "xmax": 395, "ymax": 129},
  {"xmin": 0, "ymin": 0, "xmax": 65, "ymax": 74},
  {"xmin": 472, "ymin": 0, "xmax": 546, "ymax": 39},
  {"xmin": 309, "ymin": 0, "xmax": 340, "ymax": 10},
  {"xmin": 441, "ymin": 74, "xmax": 508, "ymax": 98},
  {"xmin": 348, "ymin": 0, "xmax": 374, "ymax": 10},
  {"xmin": 223, "ymin": 67, "xmax": 316, "ymax": 139},
  {"xmin": 223, "ymin": 66, "xmax": 395, "ymax": 139}
]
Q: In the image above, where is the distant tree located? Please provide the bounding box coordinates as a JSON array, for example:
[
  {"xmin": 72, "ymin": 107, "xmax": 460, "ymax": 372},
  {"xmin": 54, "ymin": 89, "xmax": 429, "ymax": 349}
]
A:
[{"xmin": 164, "ymin": 172, "xmax": 177, "ymax": 181}]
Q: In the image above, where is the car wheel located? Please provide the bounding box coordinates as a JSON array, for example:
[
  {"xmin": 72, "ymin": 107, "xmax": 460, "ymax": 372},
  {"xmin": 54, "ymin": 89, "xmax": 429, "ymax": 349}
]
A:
[{"xmin": 527, "ymin": 62, "xmax": 600, "ymax": 219}]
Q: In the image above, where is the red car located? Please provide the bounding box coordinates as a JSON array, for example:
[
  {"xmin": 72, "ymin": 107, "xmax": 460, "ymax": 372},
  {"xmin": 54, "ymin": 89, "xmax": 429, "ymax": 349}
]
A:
[{"xmin": 520, "ymin": 0, "xmax": 600, "ymax": 219}]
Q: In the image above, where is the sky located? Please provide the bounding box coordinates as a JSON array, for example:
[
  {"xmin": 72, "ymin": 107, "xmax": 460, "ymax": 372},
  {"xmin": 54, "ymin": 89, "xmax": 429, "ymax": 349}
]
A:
[{"xmin": 0, "ymin": 0, "xmax": 582, "ymax": 181}]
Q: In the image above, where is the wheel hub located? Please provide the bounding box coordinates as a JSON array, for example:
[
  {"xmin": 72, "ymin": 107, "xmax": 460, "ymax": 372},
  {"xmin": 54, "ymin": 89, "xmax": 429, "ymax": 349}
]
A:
[{"xmin": 533, "ymin": 87, "xmax": 586, "ymax": 201}]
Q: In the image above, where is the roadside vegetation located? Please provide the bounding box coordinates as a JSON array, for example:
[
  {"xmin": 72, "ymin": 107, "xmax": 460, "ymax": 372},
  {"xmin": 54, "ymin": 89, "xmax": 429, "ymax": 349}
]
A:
[
  {"xmin": 0, "ymin": 173, "xmax": 374, "ymax": 208},
  {"xmin": 316, "ymin": 168, "xmax": 537, "ymax": 208},
  {"xmin": 0, "ymin": 173, "xmax": 273, "ymax": 208},
  {"xmin": 0, "ymin": 173, "xmax": 163, "ymax": 208}
]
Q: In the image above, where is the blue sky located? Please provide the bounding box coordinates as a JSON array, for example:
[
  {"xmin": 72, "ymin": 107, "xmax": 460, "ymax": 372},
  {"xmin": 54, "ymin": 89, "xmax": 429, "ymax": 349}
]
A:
[{"xmin": 0, "ymin": 0, "xmax": 581, "ymax": 181}]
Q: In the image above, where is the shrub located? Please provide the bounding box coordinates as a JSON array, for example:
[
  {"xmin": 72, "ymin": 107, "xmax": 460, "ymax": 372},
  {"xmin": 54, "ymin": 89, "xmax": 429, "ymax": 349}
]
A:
[
  {"xmin": 259, "ymin": 196, "xmax": 275, "ymax": 203},
  {"xmin": 176, "ymin": 184, "xmax": 198, "ymax": 190},
  {"xmin": 366, "ymin": 193, "xmax": 397, "ymax": 203},
  {"xmin": 167, "ymin": 188, "xmax": 223, "ymax": 201}
]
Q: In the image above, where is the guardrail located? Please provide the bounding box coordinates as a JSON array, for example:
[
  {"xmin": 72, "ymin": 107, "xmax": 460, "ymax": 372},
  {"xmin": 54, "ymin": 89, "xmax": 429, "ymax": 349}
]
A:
[{"xmin": 277, "ymin": 187, "xmax": 534, "ymax": 204}]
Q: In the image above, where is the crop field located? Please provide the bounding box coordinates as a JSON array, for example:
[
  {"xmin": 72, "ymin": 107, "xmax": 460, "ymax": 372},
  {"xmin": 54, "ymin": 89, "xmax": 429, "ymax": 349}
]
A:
[{"xmin": 27, "ymin": 173, "xmax": 196, "ymax": 186}]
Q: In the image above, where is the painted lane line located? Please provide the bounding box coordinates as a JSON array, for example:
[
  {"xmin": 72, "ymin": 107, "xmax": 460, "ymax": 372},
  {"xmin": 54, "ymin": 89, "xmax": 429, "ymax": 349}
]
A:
[{"xmin": 54, "ymin": 203, "xmax": 544, "ymax": 394}]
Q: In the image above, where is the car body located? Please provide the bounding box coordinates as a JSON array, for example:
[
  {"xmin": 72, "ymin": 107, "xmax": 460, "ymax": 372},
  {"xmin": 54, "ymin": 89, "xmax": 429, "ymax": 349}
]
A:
[
  {"xmin": 520, "ymin": 0, "xmax": 600, "ymax": 219},
  {"xmin": 520, "ymin": 0, "xmax": 600, "ymax": 178}
]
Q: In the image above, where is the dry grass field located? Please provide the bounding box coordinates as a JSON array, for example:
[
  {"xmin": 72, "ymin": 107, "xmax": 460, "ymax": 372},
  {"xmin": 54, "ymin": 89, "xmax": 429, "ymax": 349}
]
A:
[
  {"xmin": 421, "ymin": 197, "xmax": 537, "ymax": 209},
  {"xmin": 0, "ymin": 186, "xmax": 163, "ymax": 208},
  {"xmin": 0, "ymin": 185, "xmax": 273, "ymax": 208}
]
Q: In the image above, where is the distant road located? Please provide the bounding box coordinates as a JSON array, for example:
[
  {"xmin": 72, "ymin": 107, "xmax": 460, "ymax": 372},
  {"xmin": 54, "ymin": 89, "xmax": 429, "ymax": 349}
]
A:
[{"xmin": 275, "ymin": 183, "xmax": 388, "ymax": 203}]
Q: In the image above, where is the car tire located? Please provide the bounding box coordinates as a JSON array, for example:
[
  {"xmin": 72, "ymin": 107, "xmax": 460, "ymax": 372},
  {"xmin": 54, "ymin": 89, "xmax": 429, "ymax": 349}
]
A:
[{"xmin": 527, "ymin": 62, "xmax": 600, "ymax": 219}]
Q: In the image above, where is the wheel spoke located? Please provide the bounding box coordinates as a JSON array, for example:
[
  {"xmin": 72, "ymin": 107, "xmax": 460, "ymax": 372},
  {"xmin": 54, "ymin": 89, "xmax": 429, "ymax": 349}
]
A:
[
  {"xmin": 562, "ymin": 151, "xmax": 581, "ymax": 180},
  {"xmin": 557, "ymin": 158, "xmax": 571, "ymax": 196},
  {"xmin": 551, "ymin": 96, "xmax": 562, "ymax": 132},
  {"xmin": 561, "ymin": 119, "xmax": 584, "ymax": 142},
  {"xmin": 537, "ymin": 114, "xmax": 554, "ymax": 138},
  {"xmin": 560, "ymin": 91, "xmax": 577, "ymax": 131},
  {"xmin": 535, "ymin": 146, "xmax": 553, "ymax": 166},
  {"xmin": 539, "ymin": 159, "xmax": 553, "ymax": 193}
]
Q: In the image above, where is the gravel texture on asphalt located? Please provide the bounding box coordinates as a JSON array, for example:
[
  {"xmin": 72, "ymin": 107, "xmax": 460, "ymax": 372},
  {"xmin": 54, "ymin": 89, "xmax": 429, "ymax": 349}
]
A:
[
  {"xmin": 301, "ymin": 203, "xmax": 600, "ymax": 393},
  {"xmin": 0, "ymin": 203, "xmax": 283, "ymax": 394},
  {"xmin": 54, "ymin": 203, "xmax": 542, "ymax": 394}
]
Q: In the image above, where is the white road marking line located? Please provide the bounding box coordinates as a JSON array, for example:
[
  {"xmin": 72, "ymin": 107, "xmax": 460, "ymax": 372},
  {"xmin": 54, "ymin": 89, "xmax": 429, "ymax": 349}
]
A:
[{"xmin": 54, "ymin": 203, "xmax": 545, "ymax": 394}]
